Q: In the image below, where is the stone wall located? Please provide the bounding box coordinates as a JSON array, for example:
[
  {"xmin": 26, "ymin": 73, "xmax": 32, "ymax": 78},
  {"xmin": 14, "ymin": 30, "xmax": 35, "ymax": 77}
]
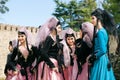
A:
[{"xmin": 0, "ymin": 23, "xmax": 38, "ymax": 79}]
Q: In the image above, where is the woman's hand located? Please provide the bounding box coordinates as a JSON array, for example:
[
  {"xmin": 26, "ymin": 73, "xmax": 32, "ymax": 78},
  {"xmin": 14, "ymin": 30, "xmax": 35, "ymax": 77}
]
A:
[
  {"xmin": 86, "ymin": 55, "xmax": 92, "ymax": 66},
  {"xmin": 7, "ymin": 70, "xmax": 12, "ymax": 75},
  {"xmin": 13, "ymin": 70, "xmax": 18, "ymax": 75},
  {"xmin": 86, "ymin": 54, "xmax": 97, "ymax": 66},
  {"xmin": 52, "ymin": 67, "xmax": 59, "ymax": 73}
]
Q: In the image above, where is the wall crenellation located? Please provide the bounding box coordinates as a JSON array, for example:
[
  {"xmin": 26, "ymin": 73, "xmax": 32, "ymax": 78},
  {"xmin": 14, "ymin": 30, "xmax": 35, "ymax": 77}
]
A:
[{"xmin": 0, "ymin": 23, "xmax": 38, "ymax": 33}]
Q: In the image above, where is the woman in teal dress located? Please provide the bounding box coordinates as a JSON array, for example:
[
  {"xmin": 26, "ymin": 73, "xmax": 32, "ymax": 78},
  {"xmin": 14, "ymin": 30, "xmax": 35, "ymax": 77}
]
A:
[{"xmin": 87, "ymin": 8, "xmax": 116, "ymax": 80}]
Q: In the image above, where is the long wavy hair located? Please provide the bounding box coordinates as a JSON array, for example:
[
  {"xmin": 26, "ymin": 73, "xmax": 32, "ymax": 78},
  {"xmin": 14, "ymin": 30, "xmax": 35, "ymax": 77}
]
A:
[{"xmin": 91, "ymin": 8, "xmax": 116, "ymax": 33}]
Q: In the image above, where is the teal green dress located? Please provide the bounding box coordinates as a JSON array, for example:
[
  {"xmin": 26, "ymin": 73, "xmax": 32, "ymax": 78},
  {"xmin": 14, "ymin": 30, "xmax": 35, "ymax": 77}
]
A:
[{"xmin": 90, "ymin": 28, "xmax": 116, "ymax": 80}]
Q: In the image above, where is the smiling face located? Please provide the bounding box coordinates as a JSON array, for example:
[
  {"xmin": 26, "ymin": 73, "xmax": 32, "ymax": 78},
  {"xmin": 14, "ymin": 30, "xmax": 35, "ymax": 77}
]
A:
[
  {"xmin": 66, "ymin": 36, "xmax": 75, "ymax": 46},
  {"xmin": 91, "ymin": 16, "xmax": 97, "ymax": 26},
  {"xmin": 18, "ymin": 33, "xmax": 26, "ymax": 45}
]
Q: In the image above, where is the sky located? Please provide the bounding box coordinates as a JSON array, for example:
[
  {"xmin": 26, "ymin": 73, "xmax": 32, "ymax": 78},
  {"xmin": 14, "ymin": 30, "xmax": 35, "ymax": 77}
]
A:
[
  {"xmin": 0, "ymin": 0, "xmax": 70, "ymax": 27},
  {"xmin": 0, "ymin": 0, "xmax": 103, "ymax": 27}
]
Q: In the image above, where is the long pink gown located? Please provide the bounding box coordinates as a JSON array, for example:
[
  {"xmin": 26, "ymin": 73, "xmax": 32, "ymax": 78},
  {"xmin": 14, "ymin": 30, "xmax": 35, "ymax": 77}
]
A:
[
  {"xmin": 77, "ymin": 62, "xmax": 88, "ymax": 80},
  {"xmin": 37, "ymin": 58, "xmax": 63, "ymax": 80}
]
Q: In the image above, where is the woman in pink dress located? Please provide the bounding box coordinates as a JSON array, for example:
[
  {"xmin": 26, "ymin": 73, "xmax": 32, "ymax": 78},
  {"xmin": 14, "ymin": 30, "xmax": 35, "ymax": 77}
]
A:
[
  {"xmin": 35, "ymin": 17, "xmax": 63, "ymax": 80},
  {"xmin": 59, "ymin": 28, "xmax": 78, "ymax": 80},
  {"xmin": 10, "ymin": 27, "xmax": 37, "ymax": 80},
  {"xmin": 4, "ymin": 40, "xmax": 18, "ymax": 80},
  {"xmin": 75, "ymin": 22, "xmax": 94, "ymax": 80}
]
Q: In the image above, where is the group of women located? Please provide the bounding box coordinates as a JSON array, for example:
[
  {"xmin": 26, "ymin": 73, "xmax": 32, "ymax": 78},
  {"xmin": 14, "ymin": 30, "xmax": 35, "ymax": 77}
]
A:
[{"xmin": 4, "ymin": 8, "xmax": 116, "ymax": 80}]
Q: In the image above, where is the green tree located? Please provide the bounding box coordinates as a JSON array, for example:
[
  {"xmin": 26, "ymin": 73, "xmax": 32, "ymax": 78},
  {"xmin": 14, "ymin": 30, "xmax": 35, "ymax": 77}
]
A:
[
  {"xmin": 0, "ymin": 0, "xmax": 9, "ymax": 14},
  {"xmin": 103, "ymin": 0, "xmax": 120, "ymax": 23},
  {"xmin": 53, "ymin": 0, "xmax": 96, "ymax": 30}
]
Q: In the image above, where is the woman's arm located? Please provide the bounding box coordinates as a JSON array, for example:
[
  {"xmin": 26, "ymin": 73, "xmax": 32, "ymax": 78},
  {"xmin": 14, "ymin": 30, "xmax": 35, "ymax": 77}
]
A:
[
  {"xmin": 95, "ymin": 30, "xmax": 107, "ymax": 58},
  {"xmin": 40, "ymin": 36, "xmax": 55, "ymax": 68},
  {"xmin": 11, "ymin": 47, "xmax": 18, "ymax": 62}
]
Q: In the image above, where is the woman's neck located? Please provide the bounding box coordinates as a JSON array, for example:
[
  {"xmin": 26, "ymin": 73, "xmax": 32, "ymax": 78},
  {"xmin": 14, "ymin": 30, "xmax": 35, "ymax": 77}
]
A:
[
  {"xmin": 50, "ymin": 33, "xmax": 56, "ymax": 41},
  {"xmin": 97, "ymin": 21, "xmax": 103, "ymax": 29},
  {"xmin": 70, "ymin": 45, "xmax": 75, "ymax": 48},
  {"xmin": 20, "ymin": 42, "xmax": 26, "ymax": 47}
]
